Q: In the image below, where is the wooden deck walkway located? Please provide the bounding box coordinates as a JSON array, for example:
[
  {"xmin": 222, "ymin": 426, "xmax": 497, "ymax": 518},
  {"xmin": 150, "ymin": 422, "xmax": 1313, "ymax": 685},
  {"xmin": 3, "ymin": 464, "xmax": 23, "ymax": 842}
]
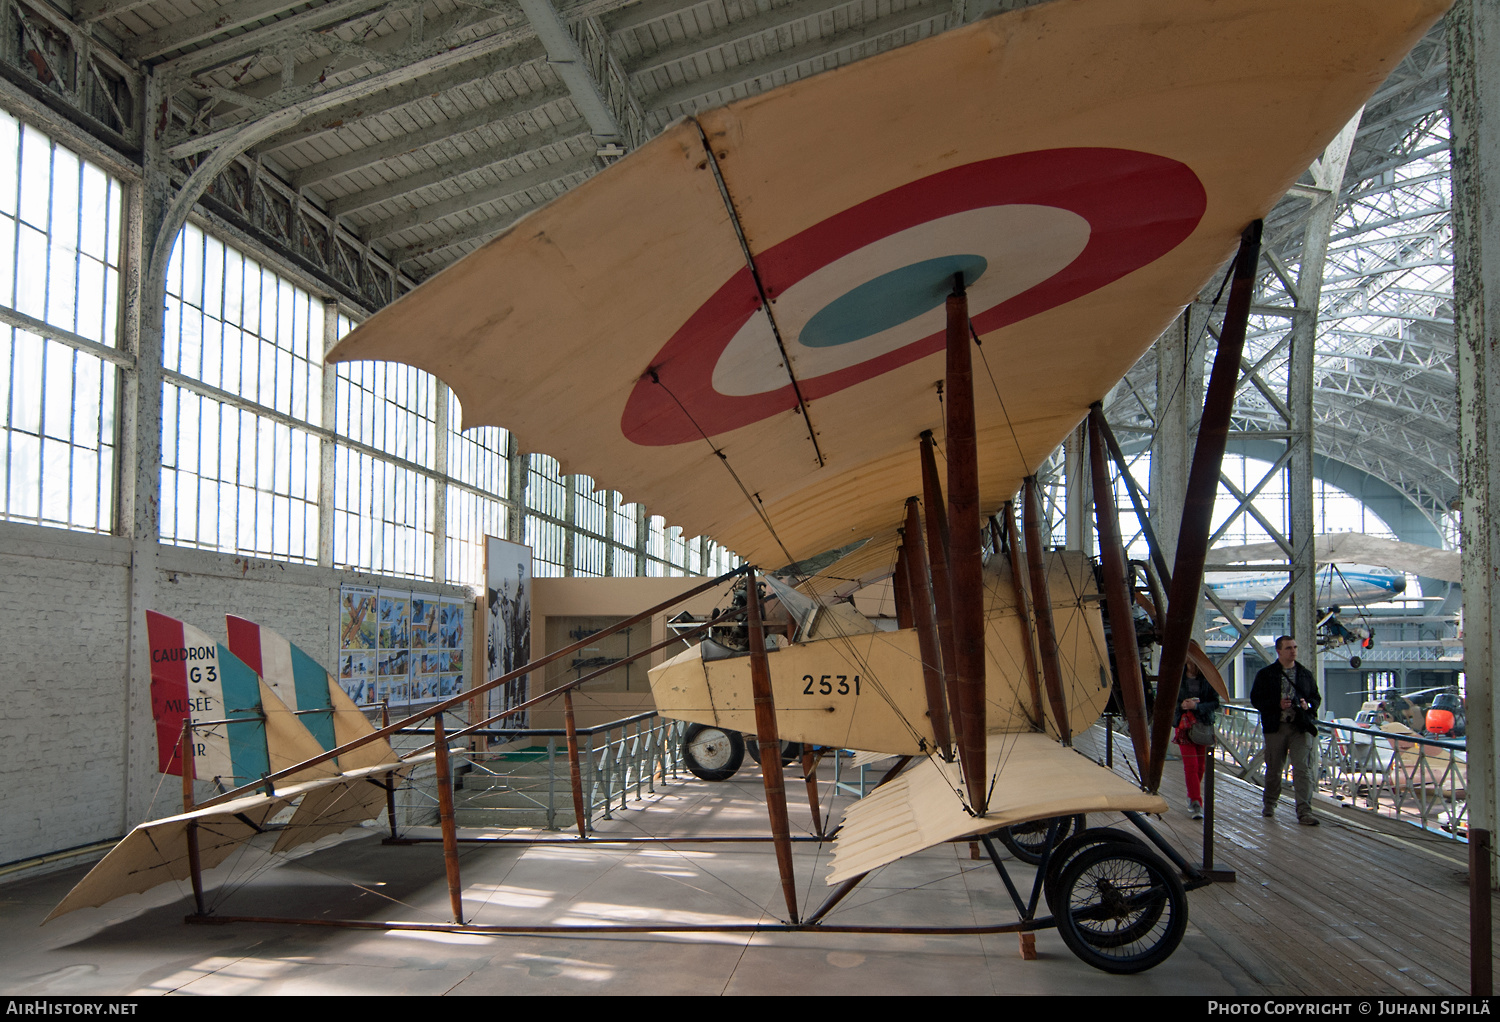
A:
[{"xmin": 1076, "ymin": 726, "xmax": 1493, "ymax": 995}]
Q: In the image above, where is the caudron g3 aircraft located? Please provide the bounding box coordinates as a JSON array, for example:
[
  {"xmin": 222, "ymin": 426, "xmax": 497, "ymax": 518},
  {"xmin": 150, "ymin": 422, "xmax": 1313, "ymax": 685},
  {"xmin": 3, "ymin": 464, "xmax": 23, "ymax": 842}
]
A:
[{"xmin": 50, "ymin": 0, "xmax": 1449, "ymax": 975}]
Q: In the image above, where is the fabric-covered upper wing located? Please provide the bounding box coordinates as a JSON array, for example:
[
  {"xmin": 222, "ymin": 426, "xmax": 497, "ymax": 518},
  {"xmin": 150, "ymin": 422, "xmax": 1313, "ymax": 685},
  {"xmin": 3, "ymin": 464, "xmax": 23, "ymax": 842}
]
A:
[{"xmin": 327, "ymin": 0, "xmax": 1447, "ymax": 579}]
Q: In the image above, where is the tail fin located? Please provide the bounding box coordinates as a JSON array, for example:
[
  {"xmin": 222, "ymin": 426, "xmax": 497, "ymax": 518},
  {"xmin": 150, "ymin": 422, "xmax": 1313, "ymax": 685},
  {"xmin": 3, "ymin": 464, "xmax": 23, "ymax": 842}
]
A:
[
  {"xmin": 226, "ymin": 616, "xmax": 396, "ymax": 769},
  {"xmin": 146, "ymin": 611, "xmax": 336, "ymax": 787}
]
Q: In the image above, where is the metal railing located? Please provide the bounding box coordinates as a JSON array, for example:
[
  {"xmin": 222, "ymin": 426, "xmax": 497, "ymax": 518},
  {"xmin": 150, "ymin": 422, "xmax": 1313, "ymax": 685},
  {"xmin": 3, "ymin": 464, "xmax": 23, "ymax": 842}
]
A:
[
  {"xmin": 399, "ymin": 713, "xmax": 687, "ymax": 833},
  {"xmin": 580, "ymin": 713, "xmax": 687, "ymax": 826},
  {"xmin": 1212, "ymin": 704, "xmax": 1469, "ymax": 840}
]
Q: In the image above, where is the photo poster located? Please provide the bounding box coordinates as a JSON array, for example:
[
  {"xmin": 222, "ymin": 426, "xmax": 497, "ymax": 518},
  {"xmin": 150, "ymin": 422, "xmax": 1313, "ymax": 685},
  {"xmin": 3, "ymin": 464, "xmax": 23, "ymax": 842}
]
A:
[
  {"xmin": 337, "ymin": 584, "xmax": 466, "ymax": 708},
  {"xmin": 337, "ymin": 585, "xmax": 378, "ymax": 706},
  {"xmin": 419, "ymin": 594, "xmax": 467, "ymax": 703},
  {"xmin": 485, "ymin": 536, "xmax": 532, "ymax": 729}
]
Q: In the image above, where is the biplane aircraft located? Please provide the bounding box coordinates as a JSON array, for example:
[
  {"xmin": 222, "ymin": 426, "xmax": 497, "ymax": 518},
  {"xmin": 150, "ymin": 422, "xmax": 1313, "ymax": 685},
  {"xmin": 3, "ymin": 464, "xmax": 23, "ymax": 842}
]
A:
[{"xmin": 48, "ymin": 0, "xmax": 1451, "ymax": 976}]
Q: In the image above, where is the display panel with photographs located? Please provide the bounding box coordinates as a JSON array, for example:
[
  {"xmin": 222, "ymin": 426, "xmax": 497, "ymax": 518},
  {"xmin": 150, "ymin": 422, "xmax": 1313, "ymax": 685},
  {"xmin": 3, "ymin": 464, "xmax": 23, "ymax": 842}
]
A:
[
  {"xmin": 485, "ymin": 537, "xmax": 532, "ymax": 727},
  {"xmin": 338, "ymin": 584, "xmax": 466, "ymax": 707}
]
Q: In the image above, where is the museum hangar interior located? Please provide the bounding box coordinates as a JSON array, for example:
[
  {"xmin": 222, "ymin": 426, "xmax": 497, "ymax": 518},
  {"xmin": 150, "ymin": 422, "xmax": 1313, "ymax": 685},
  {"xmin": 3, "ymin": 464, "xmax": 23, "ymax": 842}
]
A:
[{"xmin": 0, "ymin": 0, "xmax": 1495, "ymax": 998}]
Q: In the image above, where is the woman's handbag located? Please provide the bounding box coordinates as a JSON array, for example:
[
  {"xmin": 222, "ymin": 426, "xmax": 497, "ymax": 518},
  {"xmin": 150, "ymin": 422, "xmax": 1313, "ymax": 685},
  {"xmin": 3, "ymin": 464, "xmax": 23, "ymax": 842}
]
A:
[{"xmin": 1187, "ymin": 716, "xmax": 1216, "ymax": 747}]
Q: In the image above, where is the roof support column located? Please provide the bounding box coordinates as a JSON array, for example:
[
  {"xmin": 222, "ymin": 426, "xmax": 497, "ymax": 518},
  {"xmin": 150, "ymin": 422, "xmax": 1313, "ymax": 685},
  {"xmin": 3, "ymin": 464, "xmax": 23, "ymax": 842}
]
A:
[
  {"xmin": 563, "ymin": 473, "xmax": 576, "ymax": 576},
  {"xmin": 319, "ymin": 299, "xmax": 339, "ymax": 569},
  {"xmin": 1289, "ymin": 115, "xmax": 1359, "ymax": 696},
  {"xmin": 1449, "ymin": 0, "xmax": 1500, "ymax": 896},
  {"xmin": 509, "ymin": 440, "xmax": 528, "ymax": 544},
  {"xmin": 434, "ymin": 384, "xmax": 450, "ymax": 584},
  {"xmin": 121, "ymin": 71, "xmax": 171, "ymax": 825}
]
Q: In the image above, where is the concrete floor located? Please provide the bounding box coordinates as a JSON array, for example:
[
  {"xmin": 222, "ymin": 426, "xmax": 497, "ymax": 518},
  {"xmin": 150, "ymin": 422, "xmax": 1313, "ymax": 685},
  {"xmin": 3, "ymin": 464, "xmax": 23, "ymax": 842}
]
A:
[{"xmin": 0, "ymin": 767, "xmax": 1260, "ymax": 996}]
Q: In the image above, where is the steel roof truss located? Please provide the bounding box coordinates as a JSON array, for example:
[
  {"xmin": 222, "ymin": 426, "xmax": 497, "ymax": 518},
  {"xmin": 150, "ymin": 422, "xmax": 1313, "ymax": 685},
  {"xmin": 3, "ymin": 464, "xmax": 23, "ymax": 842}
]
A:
[
  {"xmin": 165, "ymin": 10, "xmax": 538, "ymax": 159},
  {"xmin": 292, "ymin": 73, "xmax": 564, "ymax": 189},
  {"xmin": 363, "ymin": 151, "xmax": 598, "ymax": 242},
  {"xmin": 329, "ymin": 120, "xmax": 590, "ymax": 219},
  {"xmin": 251, "ymin": 39, "xmax": 550, "ymax": 156},
  {"xmin": 1210, "ymin": 446, "xmax": 1296, "ymax": 552}
]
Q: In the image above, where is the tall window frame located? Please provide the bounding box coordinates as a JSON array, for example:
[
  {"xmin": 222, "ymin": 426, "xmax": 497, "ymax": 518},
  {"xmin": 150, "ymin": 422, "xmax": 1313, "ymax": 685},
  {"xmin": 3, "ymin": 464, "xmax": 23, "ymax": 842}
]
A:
[{"xmin": 0, "ymin": 111, "xmax": 123, "ymax": 535}]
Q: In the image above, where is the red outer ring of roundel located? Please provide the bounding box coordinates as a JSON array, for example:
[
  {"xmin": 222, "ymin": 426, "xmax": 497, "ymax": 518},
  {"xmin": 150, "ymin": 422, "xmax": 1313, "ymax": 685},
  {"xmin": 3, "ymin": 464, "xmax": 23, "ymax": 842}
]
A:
[{"xmin": 621, "ymin": 148, "xmax": 1207, "ymax": 447}]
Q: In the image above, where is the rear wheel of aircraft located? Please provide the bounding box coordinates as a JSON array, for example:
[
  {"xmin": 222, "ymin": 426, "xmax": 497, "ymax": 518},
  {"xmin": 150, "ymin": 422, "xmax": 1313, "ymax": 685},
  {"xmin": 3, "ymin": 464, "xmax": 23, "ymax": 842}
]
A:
[
  {"xmin": 682, "ymin": 724, "xmax": 745, "ymax": 781},
  {"xmin": 1054, "ymin": 844, "xmax": 1187, "ymax": 973},
  {"xmin": 1043, "ymin": 827, "xmax": 1152, "ymax": 914},
  {"xmin": 745, "ymin": 737, "xmax": 803, "ymax": 767},
  {"xmin": 996, "ymin": 814, "xmax": 1086, "ymax": 865}
]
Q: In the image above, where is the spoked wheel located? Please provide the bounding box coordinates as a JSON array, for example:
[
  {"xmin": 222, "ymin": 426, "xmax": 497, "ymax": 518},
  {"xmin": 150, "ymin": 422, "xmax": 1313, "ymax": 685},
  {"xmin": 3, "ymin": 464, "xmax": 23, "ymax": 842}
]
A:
[
  {"xmin": 1043, "ymin": 826, "xmax": 1152, "ymax": 914},
  {"xmin": 1053, "ymin": 843, "xmax": 1187, "ymax": 973},
  {"xmin": 682, "ymin": 724, "xmax": 745, "ymax": 781},
  {"xmin": 745, "ymin": 737, "xmax": 803, "ymax": 767},
  {"xmin": 996, "ymin": 814, "xmax": 1086, "ymax": 865}
]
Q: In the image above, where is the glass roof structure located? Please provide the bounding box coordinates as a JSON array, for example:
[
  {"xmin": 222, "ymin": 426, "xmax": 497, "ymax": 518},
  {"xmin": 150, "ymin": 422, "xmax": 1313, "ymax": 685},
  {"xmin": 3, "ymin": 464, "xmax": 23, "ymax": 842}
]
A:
[{"xmin": 1102, "ymin": 25, "xmax": 1459, "ymax": 545}]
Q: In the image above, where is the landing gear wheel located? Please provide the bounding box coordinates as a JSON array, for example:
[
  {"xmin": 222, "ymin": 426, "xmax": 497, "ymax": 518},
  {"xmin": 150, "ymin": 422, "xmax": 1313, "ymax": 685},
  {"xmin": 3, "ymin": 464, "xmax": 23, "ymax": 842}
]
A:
[
  {"xmin": 745, "ymin": 737, "xmax": 802, "ymax": 767},
  {"xmin": 682, "ymin": 724, "xmax": 745, "ymax": 781},
  {"xmin": 996, "ymin": 814, "xmax": 1086, "ymax": 865},
  {"xmin": 1053, "ymin": 843, "xmax": 1187, "ymax": 973},
  {"xmin": 1043, "ymin": 826, "xmax": 1152, "ymax": 914}
]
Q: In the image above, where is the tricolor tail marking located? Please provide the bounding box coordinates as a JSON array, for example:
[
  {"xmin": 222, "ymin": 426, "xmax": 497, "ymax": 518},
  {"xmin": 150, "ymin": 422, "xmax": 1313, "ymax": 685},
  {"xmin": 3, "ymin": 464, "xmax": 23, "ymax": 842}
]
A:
[
  {"xmin": 146, "ymin": 610, "xmax": 269, "ymax": 783},
  {"xmin": 226, "ymin": 615, "xmax": 395, "ymax": 770}
]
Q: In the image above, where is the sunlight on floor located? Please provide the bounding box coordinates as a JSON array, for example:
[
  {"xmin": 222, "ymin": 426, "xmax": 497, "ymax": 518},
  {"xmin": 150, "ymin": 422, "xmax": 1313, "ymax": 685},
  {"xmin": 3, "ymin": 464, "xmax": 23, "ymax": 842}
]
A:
[
  {"xmin": 556, "ymin": 900, "xmax": 760, "ymax": 927},
  {"xmin": 147, "ymin": 955, "xmax": 295, "ymax": 995},
  {"xmin": 512, "ymin": 952, "xmax": 616, "ymax": 983},
  {"xmin": 461, "ymin": 883, "xmax": 554, "ymax": 908}
]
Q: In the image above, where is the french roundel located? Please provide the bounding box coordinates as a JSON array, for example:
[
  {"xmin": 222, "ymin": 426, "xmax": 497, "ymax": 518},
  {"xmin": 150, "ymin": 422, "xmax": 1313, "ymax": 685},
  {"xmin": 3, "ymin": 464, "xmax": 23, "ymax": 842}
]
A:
[{"xmin": 621, "ymin": 148, "xmax": 1207, "ymax": 447}]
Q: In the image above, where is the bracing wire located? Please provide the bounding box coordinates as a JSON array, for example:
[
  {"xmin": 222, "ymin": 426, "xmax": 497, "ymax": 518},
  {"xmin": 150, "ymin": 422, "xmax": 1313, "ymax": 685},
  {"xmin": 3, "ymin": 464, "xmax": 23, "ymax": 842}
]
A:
[
  {"xmin": 598, "ymin": 783, "xmax": 806, "ymax": 914},
  {"xmin": 646, "ymin": 369, "xmax": 802, "ymax": 571},
  {"xmin": 817, "ymin": 860, "xmax": 995, "ymax": 921},
  {"xmin": 980, "ymin": 551, "xmax": 1114, "ymax": 806},
  {"xmin": 771, "ymin": 569, "xmax": 973, "ymax": 807},
  {"xmin": 970, "ymin": 321, "xmax": 1031, "ymax": 471},
  {"xmin": 207, "ymin": 779, "xmax": 427, "ymax": 915}
]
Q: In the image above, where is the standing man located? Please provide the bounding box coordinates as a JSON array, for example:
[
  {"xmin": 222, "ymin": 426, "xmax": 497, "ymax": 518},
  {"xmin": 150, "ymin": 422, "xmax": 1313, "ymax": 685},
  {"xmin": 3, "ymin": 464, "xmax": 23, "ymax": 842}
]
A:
[{"xmin": 1251, "ymin": 636, "xmax": 1322, "ymax": 825}]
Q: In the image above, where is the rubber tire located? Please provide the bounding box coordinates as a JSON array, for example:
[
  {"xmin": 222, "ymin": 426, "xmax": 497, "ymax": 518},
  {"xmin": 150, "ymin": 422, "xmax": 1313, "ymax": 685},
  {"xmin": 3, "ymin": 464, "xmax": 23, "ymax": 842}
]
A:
[
  {"xmin": 1043, "ymin": 827, "xmax": 1153, "ymax": 915},
  {"xmin": 682, "ymin": 724, "xmax": 745, "ymax": 781},
  {"xmin": 996, "ymin": 814, "xmax": 1086, "ymax": 865},
  {"xmin": 745, "ymin": 737, "xmax": 802, "ymax": 767},
  {"xmin": 1053, "ymin": 843, "xmax": 1187, "ymax": 973}
]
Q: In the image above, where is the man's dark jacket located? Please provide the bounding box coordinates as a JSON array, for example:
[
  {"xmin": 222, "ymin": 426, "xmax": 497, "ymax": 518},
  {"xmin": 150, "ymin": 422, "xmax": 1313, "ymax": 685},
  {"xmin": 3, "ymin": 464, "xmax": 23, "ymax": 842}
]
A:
[{"xmin": 1250, "ymin": 660, "xmax": 1320, "ymax": 735}]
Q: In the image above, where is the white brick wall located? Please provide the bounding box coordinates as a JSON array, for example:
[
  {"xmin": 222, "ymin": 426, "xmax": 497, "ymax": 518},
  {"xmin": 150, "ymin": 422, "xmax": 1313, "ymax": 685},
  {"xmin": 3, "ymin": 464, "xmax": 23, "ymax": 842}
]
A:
[
  {"xmin": 0, "ymin": 523, "xmax": 132, "ymax": 867},
  {"xmin": 0, "ymin": 520, "xmax": 474, "ymax": 871}
]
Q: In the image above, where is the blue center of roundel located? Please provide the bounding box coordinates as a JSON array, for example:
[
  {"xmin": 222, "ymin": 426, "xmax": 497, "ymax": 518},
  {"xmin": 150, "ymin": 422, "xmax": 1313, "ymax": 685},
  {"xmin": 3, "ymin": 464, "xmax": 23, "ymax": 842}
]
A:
[{"xmin": 798, "ymin": 255, "xmax": 988, "ymax": 349}]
